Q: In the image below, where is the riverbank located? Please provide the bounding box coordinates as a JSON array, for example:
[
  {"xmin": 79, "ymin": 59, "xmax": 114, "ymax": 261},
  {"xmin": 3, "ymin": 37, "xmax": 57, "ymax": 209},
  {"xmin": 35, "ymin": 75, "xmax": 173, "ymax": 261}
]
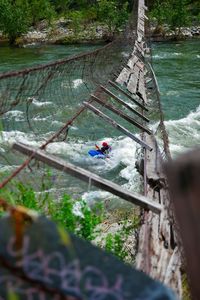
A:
[
  {"xmin": 0, "ymin": 19, "xmax": 113, "ymax": 47},
  {"xmin": 151, "ymin": 25, "xmax": 200, "ymax": 42},
  {"xmin": 1, "ymin": 18, "xmax": 199, "ymax": 47}
]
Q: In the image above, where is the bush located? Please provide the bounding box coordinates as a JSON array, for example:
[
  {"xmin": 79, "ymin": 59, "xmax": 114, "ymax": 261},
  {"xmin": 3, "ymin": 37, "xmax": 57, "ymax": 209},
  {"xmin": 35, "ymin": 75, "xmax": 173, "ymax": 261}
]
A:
[
  {"xmin": 0, "ymin": 181, "xmax": 104, "ymax": 241},
  {"xmin": 97, "ymin": 0, "xmax": 129, "ymax": 32},
  {"xmin": 150, "ymin": 0, "xmax": 192, "ymax": 35},
  {"xmin": 0, "ymin": 180, "xmax": 139, "ymax": 262},
  {"xmin": 0, "ymin": 0, "xmax": 30, "ymax": 45}
]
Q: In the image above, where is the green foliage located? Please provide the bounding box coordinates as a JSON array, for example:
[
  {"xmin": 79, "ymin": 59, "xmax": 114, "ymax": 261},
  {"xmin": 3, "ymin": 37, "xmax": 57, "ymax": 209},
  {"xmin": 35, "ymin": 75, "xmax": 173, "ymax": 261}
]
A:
[
  {"xmin": 182, "ymin": 272, "xmax": 191, "ymax": 300},
  {"xmin": 0, "ymin": 179, "xmax": 140, "ymax": 262},
  {"xmin": 0, "ymin": 0, "xmax": 55, "ymax": 44},
  {"xmin": 76, "ymin": 201, "xmax": 103, "ymax": 240},
  {"xmin": 0, "ymin": 181, "xmax": 104, "ymax": 241},
  {"xmin": 105, "ymin": 218, "xmax": 140, "ymax": 261},
  {"xmin": 150, "ymin": 0, "xmax": 192, "ymax": 34},
  {"xmin": 52, "ymin": 194, "xmax": 76, "ymax": 232},
  {"xmin": 97, "ymin": 0, "xmax": 129, "ymax": 31},
  {"xmin": 0, "ymin": 0, "xmax": 198, "ymax": 44},
  {"xmin": 106, "ymin": 232, "xmax": 126, "ymax": 260},
  {"xmin": 15, "ymin": 182, "xmax": 39, "ymax": 211},
  {"xmin": 168, "ymin": 0, "xmax": 191, "ymax": 32},
  {"xmin": 66, "ymin": 7, "xmax": 98, "ymax": 34},
  {"xmin": 67, "ymin": 10, "xmax": 85, "ymax": 33},
  {"xmin": 51, "ymin": 0, "xmax": 71, "ymax": 14},
  {"xmin": 0, "ymin": 0, "xmax": 30, "ymax": 45},
  {"xmin": 28, "ymin": 0, "xmax": 55, "ymax": 26},
  {"xmin": 150, "ymin": 0, "xmax": 171, "ymax": 26}
]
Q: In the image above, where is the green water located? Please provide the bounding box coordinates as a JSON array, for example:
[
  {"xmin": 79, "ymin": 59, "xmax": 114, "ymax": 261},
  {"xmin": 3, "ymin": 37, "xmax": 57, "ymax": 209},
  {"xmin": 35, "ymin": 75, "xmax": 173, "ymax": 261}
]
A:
[
  {"xmin": 0, "ymin": 43, "xmax": 100, "ymax": 72},
  {"xmin": 152, "ymin": 39, "xmax": 200, "ymax": 155},
  {"xmin": 0, "ymin": 40, "xmax": 199, "ymax": 200},
  {"xmin": 152, "ymin": 39, "xmax": 200, "ymax": 120}
]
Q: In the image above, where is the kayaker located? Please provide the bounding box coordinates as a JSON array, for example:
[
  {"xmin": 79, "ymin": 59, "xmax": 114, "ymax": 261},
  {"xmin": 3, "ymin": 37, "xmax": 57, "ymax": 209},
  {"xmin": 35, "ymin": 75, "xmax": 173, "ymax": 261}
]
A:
[{"xmin": 95, "ymin": 142, "xmax": 111, "ymax": 155}]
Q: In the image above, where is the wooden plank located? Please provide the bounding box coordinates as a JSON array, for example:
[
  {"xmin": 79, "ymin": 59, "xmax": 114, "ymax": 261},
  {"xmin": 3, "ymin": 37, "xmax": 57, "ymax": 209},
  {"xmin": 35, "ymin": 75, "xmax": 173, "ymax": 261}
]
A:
[
  {"xmin": 13, "ymin": 143, "xmax": 160, "ymax": 214},
  {"xmin": 83, "ymin": 102, "xmax": 152, "ymax": 151},
  {"xmin": 138, "ymin": 71, "xmax": 147, "ymax": 104},
  {"xmin": 127, "ymin": 66, "xmax": 140, "ymax": 94},
  {"xmin": 100, "ymin": 85, "xmax": 149, "ymax": 122},
  {"xmin": 127, "ymin": 55, "xmax": 138, "ymax": 69},
  {"xmin": 135, "ymin": 42, "xmax": 145, "ymax": 57},
  {"xmin": 109, "ymin": 80, "xmax": 148, "ymax": 111},
  {"xmin": 91, "ymin": 94, "xmax": 152, "ymax": 135},
  {"xmin": 137, "ymin": 34, "xmax": 143, "ymax": 43},
  {"xmin": 145, "ymin": 134, "xmax": 164, "ymax": 182},
  {"xmin": 127, "ymin": 73, "xmax": 138, "ymax": 94},
  {"xmin": 165, "ymin": 149, "xmax": 200, "ymax": 299},
  {"xmin": 136, "ymin": 90, "xmax": 147, "ymax": 103},
  {"xmin": 136, "ymin": 61, "xmax": 144, "ymax": 71},
  {"xmin": 116, "ymin": 67, "xmax": 131, "ymax": 85}
]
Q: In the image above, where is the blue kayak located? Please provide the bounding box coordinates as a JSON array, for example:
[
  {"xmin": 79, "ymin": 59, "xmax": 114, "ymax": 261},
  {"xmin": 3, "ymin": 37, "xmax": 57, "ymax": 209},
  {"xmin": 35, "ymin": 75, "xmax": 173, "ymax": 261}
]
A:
[{"xmin": 88, "ymin": 149, "xmax": 106, "ymax": 159}]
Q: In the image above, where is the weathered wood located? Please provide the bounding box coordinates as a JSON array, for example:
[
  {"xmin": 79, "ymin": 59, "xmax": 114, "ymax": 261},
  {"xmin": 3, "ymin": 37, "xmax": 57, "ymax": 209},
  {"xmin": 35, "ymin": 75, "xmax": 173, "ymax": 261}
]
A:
[
  {"xmin": 91, "ymin": 94, "xmax": 152, "ymax": 135},
  {"xmin": 116, "ymin": 67, "xmax": 131, "ymax": 84},
  {"xmin": 100, "ymin": 85, "xmax": 149, "ymax": 122},
  {"xmin": 135, "ymin": 42, "xmax": 145, "ymax": 57},
  {"xmin": 136, "ymin": 61, "xmax": 145, "ymax": 71},
  {"xmin": 145, "ymin": 134, "xmax": 165, "ymax": 185},
  {"xmin": 109, "ymin": 80, "xmax": 148, "ymax": 111},
  {"xmin": 136, "ymin": 132, "xmax": 182, "ymax": 298},
  {"xmin": 13, "ymin": 142, "xmax": 161, "ymax": 214},
  {"xmin": 138, "ymin": 71, "xmax": 147, "ymax": 104},
  {"xmin": 127, "ymin": 55, "xmax": 138, "ymax": 69},
  {"xmin": 165, "ymin": 149, "xmax": 200, "ymax": 300},
  {"xmin": 83, "ymin": 101, "xmax": 152, "ymax": 151},
  {"xmin": 136, "ymin": 90, "xmax": 146, "ymax": 103},
  {"xmin": 127, "ymin": 66, "xmax": 140, "ymax": 94}
]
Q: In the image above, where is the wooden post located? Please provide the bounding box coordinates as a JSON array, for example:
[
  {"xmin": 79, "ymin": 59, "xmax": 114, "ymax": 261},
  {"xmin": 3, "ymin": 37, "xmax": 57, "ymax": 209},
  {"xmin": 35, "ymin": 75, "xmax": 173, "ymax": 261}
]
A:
[
  {"xmin": 13, "ymin": 143, "xmax": 161, "ymax": 214},
  {"xmin": 83, "ymin": 101, "xmax": 152, "ymax": 151},
  {"xmin": 91, "ymin": 94, "xmax": 152, "ymax": 135},
  {"xmin": 165, "ymin": 149, "xmax": 200, "ymax": 300},
  {"xmin": 100, "ymin": 85, "xmax": 149, "ymax": 122}
]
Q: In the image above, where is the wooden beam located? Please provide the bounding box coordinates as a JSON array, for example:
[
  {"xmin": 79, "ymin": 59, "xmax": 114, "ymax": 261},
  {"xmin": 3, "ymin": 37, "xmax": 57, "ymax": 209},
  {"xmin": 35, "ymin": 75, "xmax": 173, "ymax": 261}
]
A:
[
  {"xmin": 165, "ymin": 149, "xmax": 200, "ymax": 299},
  {"xmin": 127, "ymin": 55, "xmax": 138, "ymax": 69},
  {"xmin": 100, "ymin": 85, "xmax": 149, "ymax": 123},
  {"xmin": 127, "ymin": 66, "xmax": 140, "ymax": 94},
  {"xmin": 83, "ymin": 101, "xmax": 152, "ymax": 151},
  {"xmin": 108, "ymin": 80, "xmax": 148, "ymax": 111},
  {"xmin": 91, "ymin": 94, "xmax": 152, "ymax": 135},
  {"xmin": 13, "ymin": 143, "xmax": 161, "ymax": 214},
  {"xmin": 116, "ymin": 67, "xmax": 131, "ymax": 85}
]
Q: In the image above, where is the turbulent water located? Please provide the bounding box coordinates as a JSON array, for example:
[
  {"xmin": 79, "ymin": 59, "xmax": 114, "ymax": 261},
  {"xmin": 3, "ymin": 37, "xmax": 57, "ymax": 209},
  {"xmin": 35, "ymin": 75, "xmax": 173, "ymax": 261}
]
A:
[
  {"xmin": 152, "ymin": 39, "xmax": 200, "ymax": 156},
  {"xmin": 0, "ymin": 40, "xmax": 199, "ymax": 204}
]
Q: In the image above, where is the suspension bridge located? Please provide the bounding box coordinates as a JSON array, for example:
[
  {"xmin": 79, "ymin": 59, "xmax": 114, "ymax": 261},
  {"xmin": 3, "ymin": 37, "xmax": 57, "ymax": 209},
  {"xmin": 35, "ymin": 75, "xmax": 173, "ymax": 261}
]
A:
[{"xmin": 0, "ymin": 0, "xmax": 184, "ymax": 299}]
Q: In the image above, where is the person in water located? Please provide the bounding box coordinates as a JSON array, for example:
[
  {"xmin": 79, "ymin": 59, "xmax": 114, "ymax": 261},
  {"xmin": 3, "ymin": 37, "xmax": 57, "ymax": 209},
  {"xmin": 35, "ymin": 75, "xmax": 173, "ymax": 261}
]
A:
[{"xmin": 95, "ymin": 142, "xmax": 111, "ymax": 155}]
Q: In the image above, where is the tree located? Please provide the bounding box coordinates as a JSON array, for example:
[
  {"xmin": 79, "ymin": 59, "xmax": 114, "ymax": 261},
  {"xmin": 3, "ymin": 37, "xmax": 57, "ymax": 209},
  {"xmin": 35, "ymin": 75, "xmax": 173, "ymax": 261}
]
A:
[
  {"xmin": 51, "ymin": 0, "xmax": 71, "ymax": 14},
  {"xmin": 28, "ymin": 0, "xmax": 55, "ymax": 26},
  {"xmin": 97, "ymin": 0, "xmax": 129, "ymax": 32},
  {"xmin": 0, "ymin": 0, "xmax": 30, "ymax": 45},
  {"xmin": 168, "ymin": 0, "xmax": 190, "ymax": 34},
  {"xmin": 150, "ymin": 0, "xmax": 191, "ymax": 36},
  {"xmin": 150, "ymin": 0, "xmax": 171, "ymax": 27},
  {"xmin": 0, "ymin": 0, "xmax": 56, "ymax": 45}
]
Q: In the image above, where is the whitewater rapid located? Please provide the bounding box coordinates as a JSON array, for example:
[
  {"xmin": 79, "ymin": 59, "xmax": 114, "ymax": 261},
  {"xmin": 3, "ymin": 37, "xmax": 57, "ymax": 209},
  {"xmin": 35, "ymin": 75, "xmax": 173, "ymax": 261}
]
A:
[{"xmin": 1, "ymin": 105, "xmax": 199, "ymax": 205}]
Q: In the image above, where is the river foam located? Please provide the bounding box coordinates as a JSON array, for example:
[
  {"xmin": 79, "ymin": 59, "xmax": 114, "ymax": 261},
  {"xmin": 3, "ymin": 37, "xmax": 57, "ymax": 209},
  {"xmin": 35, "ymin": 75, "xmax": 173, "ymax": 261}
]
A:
[{"xmin": 164, "ymin": 105, "xmax": 200, "ymax": 156}]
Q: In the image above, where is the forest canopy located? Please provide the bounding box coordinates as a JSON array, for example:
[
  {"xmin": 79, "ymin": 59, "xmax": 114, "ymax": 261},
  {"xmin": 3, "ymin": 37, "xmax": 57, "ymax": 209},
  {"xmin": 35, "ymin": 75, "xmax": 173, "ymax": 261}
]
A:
[{"xmin": 0, "ymin": 0, "xmax": 199, "ymax": 44}]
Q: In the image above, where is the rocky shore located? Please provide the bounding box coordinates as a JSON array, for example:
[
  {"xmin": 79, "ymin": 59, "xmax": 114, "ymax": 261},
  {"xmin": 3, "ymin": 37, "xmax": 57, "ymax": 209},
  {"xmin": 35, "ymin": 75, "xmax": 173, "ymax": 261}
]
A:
[
  {"xmin": 0, "ymin": 18, "xmax": 200, "ymax": 47},
  {"xmin": 0, "ymin": 19, "xmax": 113, "ymax": 47},
  {"xmin": 151, "ymin": 25, "xmax": 200, "ymax": 42}
]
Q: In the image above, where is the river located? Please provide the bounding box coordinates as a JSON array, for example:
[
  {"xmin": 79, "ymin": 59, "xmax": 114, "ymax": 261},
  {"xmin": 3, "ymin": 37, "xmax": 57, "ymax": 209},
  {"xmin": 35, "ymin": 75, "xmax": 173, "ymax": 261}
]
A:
[
  {"xmin": 152, "ymin": 39, "xmax": 200, "ymax": 156},
  {"xmin": 0, "ymin": 40, "xmax": 199, "ymax": 204}
]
